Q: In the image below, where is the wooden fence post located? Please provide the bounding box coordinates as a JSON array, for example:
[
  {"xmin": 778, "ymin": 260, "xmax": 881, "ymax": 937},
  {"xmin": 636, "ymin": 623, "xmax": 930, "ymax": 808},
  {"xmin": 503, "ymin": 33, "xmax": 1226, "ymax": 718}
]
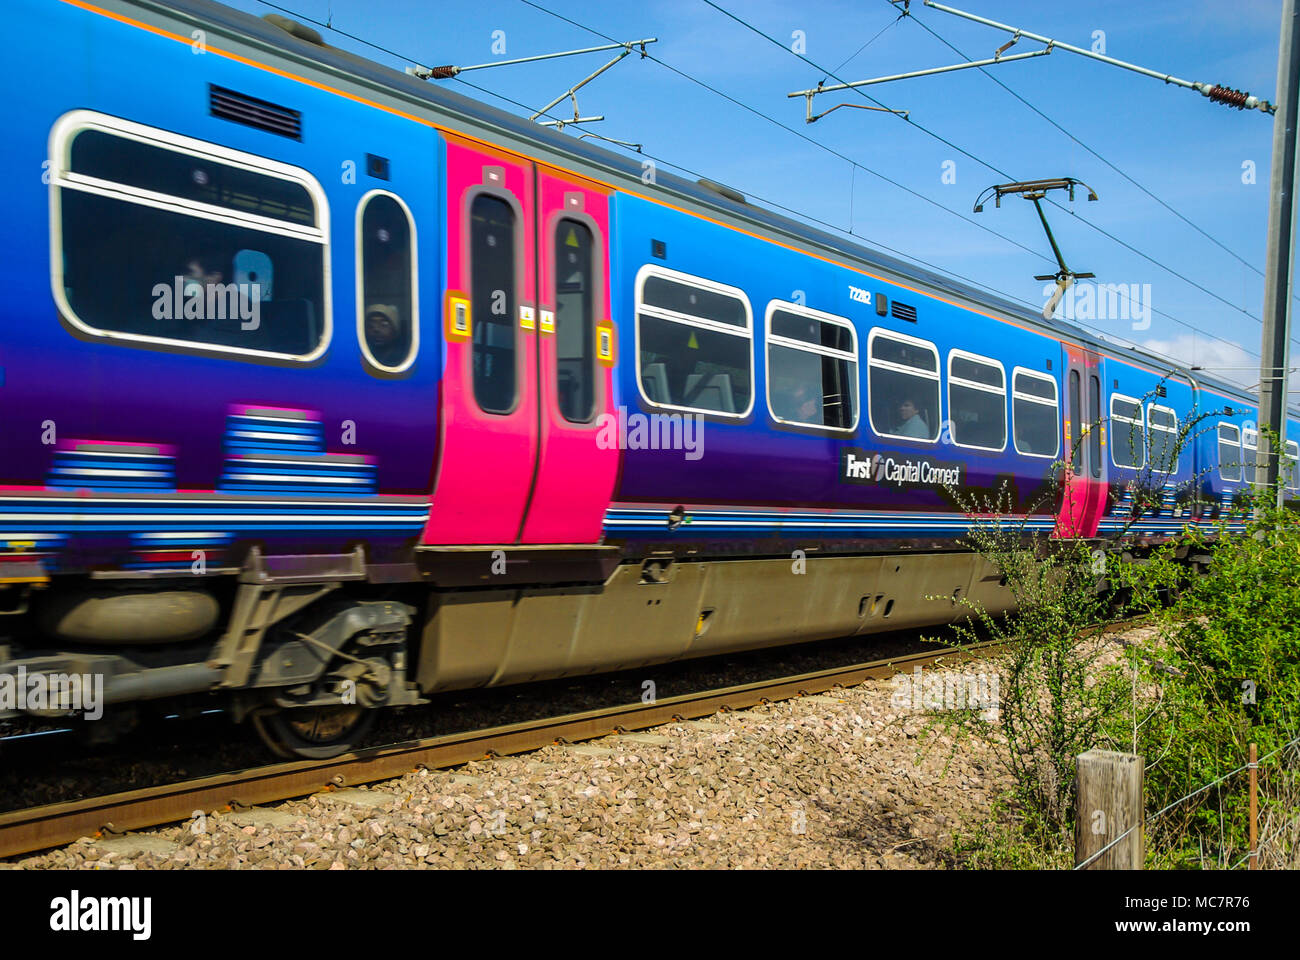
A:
[{"xmin": 1075, "ymin": 750, "xmax": 1144, "ymax": 869}]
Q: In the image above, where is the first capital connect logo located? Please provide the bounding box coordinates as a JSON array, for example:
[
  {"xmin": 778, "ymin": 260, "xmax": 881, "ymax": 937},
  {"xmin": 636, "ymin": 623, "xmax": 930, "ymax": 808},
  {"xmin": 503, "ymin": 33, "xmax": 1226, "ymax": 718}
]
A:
[{"xmin": 841, "ymin": 447, "xmax": 962, "ymax": 487}]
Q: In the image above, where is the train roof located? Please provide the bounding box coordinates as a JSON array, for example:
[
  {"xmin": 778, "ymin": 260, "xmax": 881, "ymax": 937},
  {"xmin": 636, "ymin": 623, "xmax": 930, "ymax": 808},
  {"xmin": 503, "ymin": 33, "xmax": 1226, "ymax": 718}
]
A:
[{"xmin": 126, "ymin": 0, "xmax": 1291, "ymax": 415}]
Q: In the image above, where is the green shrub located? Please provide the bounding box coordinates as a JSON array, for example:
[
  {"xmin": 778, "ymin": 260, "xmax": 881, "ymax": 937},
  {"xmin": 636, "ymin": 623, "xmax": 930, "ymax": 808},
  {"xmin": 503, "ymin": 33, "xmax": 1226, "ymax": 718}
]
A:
[
  {"xmin": 1124, "ymin": 488, "xmax": 1300, "ymax": 868},
  {"xmin": 931, "ymin": 409, "xmax": 1299, "ymax": 869}
]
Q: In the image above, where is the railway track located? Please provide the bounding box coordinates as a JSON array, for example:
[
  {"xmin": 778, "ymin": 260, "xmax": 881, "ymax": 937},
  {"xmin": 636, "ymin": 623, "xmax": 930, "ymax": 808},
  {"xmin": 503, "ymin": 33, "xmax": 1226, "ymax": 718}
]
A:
[{"xmin": 0, "ymin": 639, "xmax": 1004, "ymax": 860}]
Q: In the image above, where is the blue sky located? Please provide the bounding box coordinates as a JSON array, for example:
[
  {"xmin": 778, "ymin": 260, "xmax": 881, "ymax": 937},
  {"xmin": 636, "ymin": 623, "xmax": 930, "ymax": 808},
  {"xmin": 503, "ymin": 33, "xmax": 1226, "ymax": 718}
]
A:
[{"xmin": 224, "ymin": 0, "xmax": 1294, "ymax": 392}]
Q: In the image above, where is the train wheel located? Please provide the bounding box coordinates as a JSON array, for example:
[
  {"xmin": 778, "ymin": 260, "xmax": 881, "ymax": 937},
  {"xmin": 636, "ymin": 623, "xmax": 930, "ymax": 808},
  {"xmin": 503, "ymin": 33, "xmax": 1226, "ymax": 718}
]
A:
[{"xmin": 252, "ymin": 705, "xmax": 377, "ymax": 760}]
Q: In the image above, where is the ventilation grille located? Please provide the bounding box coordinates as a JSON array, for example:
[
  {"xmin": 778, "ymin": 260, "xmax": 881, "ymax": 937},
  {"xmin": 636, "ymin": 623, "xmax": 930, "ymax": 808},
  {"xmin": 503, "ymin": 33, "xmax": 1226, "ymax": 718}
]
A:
[
  {"xmin": 891, "ymin": 300, "xmax": 917, "ymax": 323},
  {"xmin": 210, "ymin": 85, "xmax": 301, "ymax": 140}
]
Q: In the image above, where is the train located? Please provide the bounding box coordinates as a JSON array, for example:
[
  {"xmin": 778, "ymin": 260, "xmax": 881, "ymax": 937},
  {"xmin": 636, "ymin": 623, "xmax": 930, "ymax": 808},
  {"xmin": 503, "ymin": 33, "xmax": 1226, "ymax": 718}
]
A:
[{"xmin": 1, "ymin": 0, "xmax": 1295, "ymax": 757}]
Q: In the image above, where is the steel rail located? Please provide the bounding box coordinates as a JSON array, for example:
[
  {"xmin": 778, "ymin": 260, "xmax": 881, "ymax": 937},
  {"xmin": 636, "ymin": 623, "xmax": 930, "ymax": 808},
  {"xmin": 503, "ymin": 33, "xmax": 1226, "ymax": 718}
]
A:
[{"xmin": 0, "ymin": 640, "xmax": 1001, "ymax": 859}]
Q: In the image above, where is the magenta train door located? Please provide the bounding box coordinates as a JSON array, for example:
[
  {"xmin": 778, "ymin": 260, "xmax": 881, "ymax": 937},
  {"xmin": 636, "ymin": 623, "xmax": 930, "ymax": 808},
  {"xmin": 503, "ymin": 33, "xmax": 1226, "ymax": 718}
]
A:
[
  {"xmin": 422, "ymin": 136, "xmax": 618, "ymax": 545},
  {"xmin": 1056, "ymin": 344, "xmax": 1108, "ymax": 538},
  {"xmin": 519, "ymin": 165, "xmax": 619, "ymax": 543}
]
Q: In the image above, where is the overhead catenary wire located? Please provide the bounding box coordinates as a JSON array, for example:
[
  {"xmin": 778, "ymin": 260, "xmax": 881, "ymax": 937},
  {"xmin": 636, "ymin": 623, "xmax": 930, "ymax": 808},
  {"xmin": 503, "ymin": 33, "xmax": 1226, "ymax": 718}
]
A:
[
  {"xmin": 252, "ymin": 0, "xmax": 1033, "ymax": 275},
  {"xmin": 789, "ymin": 47, "xmax": 1055, "ymax": 101},
  {"xmin": 263, "ymin": 0, "xmax": 1036, "ymax": 265},
  {"xmin": 254, "ymin": 2, "xmax": 624, "ymax": 131},
  {"xmin": 453, "ymin": 77, "xmax": 1020, "ymax": 303},
  {"xmin": 894, "ymin": 4, "xmax": 1300, "ymax": 364},
  {"xmin": 897, "ymin": 3, "xmax": 1286, "ymax": 294},
  {"xmin": 822, "ymin": 9, "xmax": 906, "ymax": 81},
  {"xmin": 457, "ymin": 74, "xmax": 1222, "ymax": 366},
  {"xmin": 511, "ymin": 0, "xmax": 1052, "ymax": 266},
  {"xmin": 923, "ymin": 0, "xmax": 1276, "ymax": 114},
  {"xmin": 252, "ymin": 0, "xmax": 1268, "ymax": 372},
  {"xmin": 695, "ymin": 0, "xmax": 1271, "ymax": 332},
  {"xmin": 513, "ymin": 0, "xmax": 1266, "ymax": 366},
  {"xmin": 519, "ymin": 1, "xmax": 1275, "ymax": 373}
]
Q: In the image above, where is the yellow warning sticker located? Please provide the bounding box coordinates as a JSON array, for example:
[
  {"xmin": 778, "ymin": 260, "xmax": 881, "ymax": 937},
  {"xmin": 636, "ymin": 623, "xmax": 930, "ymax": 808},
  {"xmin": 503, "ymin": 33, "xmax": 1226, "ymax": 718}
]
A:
[
  {"xmin": 445, "ymin": 292, "xmax": 471, "ymax": 341},
  {"xmin": 597, "ymin": 320, "xmax": 615, "ymax": 366}
]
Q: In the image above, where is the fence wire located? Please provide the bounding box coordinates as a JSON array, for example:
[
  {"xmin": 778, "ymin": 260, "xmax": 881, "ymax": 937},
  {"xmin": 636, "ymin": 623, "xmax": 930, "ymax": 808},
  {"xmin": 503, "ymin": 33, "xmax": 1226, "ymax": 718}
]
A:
[{"xmin": 1074, "ymin": 735, "xmax": 1300, "ymax": 870}]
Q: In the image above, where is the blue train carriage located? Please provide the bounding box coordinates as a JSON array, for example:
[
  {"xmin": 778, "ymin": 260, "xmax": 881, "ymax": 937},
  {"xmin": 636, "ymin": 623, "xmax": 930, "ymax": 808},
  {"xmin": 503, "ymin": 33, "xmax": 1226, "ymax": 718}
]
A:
[{"xmin": 608, "ymin": 190, "xmax": 1068, "ymax": 555}]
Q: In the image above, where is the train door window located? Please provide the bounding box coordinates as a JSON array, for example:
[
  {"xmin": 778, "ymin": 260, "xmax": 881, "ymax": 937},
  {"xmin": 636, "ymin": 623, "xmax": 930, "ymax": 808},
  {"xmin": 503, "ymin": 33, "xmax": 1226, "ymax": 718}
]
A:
[
  {"xmin": 1012, "ymin": 368, "xmax": 1059, "ymax": 458},
  {"xmin": 1242, "ymin": 428, "xmax": 1259, "ymax": 481},
  {"xmin": 765, "ymin": 302, "xmax": 858, "ymax": 430},
  {"xmin": 50, "ymin": 111, "xmax": 328, "ymax": 361},
  {"xmin": 1146, "ymin": 404, "xmax": 1179, "ymax": 475},
  {"xmin": 635, "ymin": 265, "xmax": 753, "ymax": 417},
  {"xmin": 867, "ymin": 329, "xmax": 940, "ymax": 442},
  {"xmin": 1088, "ymin": 376, "xmax": 1102, "ymax": 477},
  {"xmin": 1217, "ymin": 423, "xmax": 1241, "ymax": 482},
  {"xmin": 1287, "ymin": 440, "xmax": 1300, "ymax": 492},
  {"xmin": 947, "ymin": 351, "xmax": 1006, "ymax": 451},
  {"xmin": 1069, "ymin": 370, "xmax": 1082, "ymax": 475},
  {"xmin": 554, "ymin": 219, "xmax": 596, "ymax": 423},
  {"xmin": 1110, "ymin": 395, "xmax": 1145, "ymax": 469},
  {"xmin": 470, "ymin": 194, "xmax": 518, "ymax": 414},
  {"xmin": 357, "ymin": 191, "xmax": 417, "ymax": 372}
]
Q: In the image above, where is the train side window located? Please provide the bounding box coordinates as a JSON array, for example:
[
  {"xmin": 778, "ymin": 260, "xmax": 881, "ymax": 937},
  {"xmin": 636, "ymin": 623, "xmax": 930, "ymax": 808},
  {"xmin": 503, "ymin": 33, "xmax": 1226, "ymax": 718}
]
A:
[
  {"xmin": 765, "ymin": 302, "xmax": 858, "ymax": 430},
  {"xmin": 555, "ymin": 219, "xmax": 596, "ymax": 423},
  {"xmin": 1069, "ymin": 370, "xmax": 1082, "ymax": 475},
  {"xmin": 1146, "ymin": 403, "xmax": 1179, "ymax": 475},
  {"xmin": 50, "ymin": 111, "xmax": 328, "ymax": 361},
  {"xmin": 357, "ymin": 191, "xmax": 417, "ymax": 372},
  {"xmin": 947, "ymin": 351, "xmax": 1006, "ymax": 451},
  {"xmin": 867, "ymin": 329, "xmax": 940, "ymax": 442},
  {"xmin": 1242, "ymin": 428, "xmax": 1259, "ymax": 481},
  {"xmin": 1012, "ymin": 368, "xmax": 1059, "ymax": 459},
  {"xmin": 1110, "ymin": 393, "xmax": 1144, "ymax": 469},
  {"xmin": 635, "ymin": 265, "xmax": 753, "ymax": 417},
  {"xmin": 1287, "ymin": 439, "xmax": 1299, "ymax": 492},
  {"xmin": 1218, "ymin": 423, "xmax": 1242, "ymax": 482},
  {"xmin": 470, "ymin": 193, "xmax": 518, "ymax": 414}
]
